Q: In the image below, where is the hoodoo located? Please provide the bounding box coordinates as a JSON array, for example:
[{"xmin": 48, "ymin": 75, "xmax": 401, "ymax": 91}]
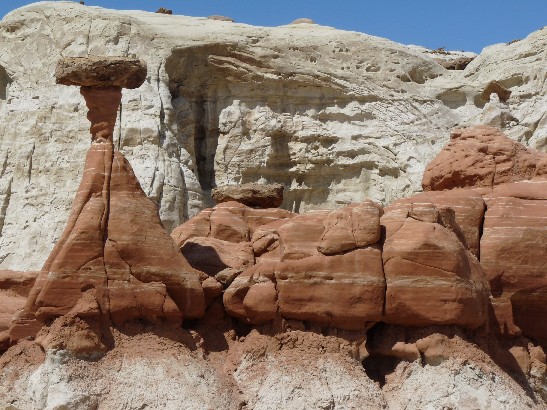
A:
[
  {"xmin": 9, "ymin": 56, "xmax": 205, "ymax": 351},
  {"xmin": 0, "ymin": 3, "xmax": 546, "ymax": 408}
]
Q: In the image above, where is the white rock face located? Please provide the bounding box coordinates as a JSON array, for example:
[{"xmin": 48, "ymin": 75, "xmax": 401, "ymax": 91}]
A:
[
  {"xmin": 1, "ymin": 342, "xmax": 239, "ymax": 410},
  {"xmin": 1, "ymin": 330, "xmax": 544, "ymax": 409},
  {"xmin": 0, "ymin": 2, "xmax": 545, "ymax": 270},
  {"xmin": 384, "ymin": 360, "xmax": 541, "ymax": 410},
  {"xmin": 232, "ymin": 331, "xmax": 387, "ymax": 409}
]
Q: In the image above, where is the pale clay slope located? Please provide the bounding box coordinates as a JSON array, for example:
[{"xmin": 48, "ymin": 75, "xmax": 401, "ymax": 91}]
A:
[
  {"xmin": 0, "ymin": 331, "xmax": 542, "ymax": 410},
  {"xmin": 0, "ymin": 1, "xmax": 545, "ymax": 270}
]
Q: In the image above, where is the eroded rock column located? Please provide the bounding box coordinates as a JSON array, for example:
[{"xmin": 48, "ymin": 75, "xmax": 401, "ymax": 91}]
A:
[{"xmin": 10, "ymin": 57, "xmax": 204, "ymax": 349}]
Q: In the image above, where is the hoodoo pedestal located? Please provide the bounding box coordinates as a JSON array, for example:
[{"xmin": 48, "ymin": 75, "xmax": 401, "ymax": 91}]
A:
[{"xmin": 9, "ymin": 57, "xmax": 205, "ymax": 348}]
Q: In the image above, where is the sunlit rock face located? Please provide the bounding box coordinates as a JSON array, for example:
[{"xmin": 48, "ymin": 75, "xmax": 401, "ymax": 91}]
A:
[{"xmin": 0, "ymin": 2, "xmax": 546, "ymax": 275}]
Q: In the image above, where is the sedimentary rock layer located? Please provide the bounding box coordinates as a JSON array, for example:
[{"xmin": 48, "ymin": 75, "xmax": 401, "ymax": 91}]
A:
[{"xmin": 1, "ymin": 3, "xmax": 547, "ymax": 271}]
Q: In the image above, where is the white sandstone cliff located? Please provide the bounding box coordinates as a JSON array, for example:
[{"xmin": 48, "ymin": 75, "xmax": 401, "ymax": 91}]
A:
[{"xmin": 0, "ymin": 2, "xmax": 545, "ymax": 270}]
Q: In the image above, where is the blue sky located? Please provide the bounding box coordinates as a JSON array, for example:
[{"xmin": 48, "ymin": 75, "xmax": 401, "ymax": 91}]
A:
[{"xmin": 1, "ymin": 1, "xmax": 546, "ymax": 53}]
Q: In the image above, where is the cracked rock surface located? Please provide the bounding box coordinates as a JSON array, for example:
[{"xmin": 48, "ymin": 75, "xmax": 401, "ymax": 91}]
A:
[{"xmin": 0, "ymin": 2, "xmax": 546, "ymax": 270}]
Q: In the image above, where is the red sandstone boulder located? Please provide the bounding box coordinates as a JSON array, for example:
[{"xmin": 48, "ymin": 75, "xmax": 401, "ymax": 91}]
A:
[
  {"xmin": 181, "ymin": 236, "xmax": 255, "ymax": 276},
  {"xmin": 211, "ymin": 183, "xmax": 284, "ymax": 208},
  {"xmin": 224, "ymin": 247, "xmax": 385, "ymax": 330},
  {"xmin": 252, "ymin": 201, "xmax": 383, "ymax": 263},
  {"xmin": 253, "ymin": 210, "xmax": 330, "ymax": 262},
  {"xmin": 480, "ymin": 178, "xmax": 547, "ymax": 342},
  {"xmin": 422, "ymin": 126, "xmax": 546, "ymax": 191},
  {"xmin": 387, "ymin": 190, "xmax": 485, "ymax": 257},
  {"xmin": 422, "ymin": 126, "xmax": 547, "ymax": 341},
  {"xmin": 171, "ymin": 202, "xmax": 294, "ymax": 279},
  {"xmin": 381, "ymin": 202, "xmax": 489, "ymax": 329},
  {"xmin": 171, "ymin": 208, "xmax": 213, "ymax": 247},
  {"xmin": 317, "ymin": 201, "xmax": 382, "ymax": 255}
]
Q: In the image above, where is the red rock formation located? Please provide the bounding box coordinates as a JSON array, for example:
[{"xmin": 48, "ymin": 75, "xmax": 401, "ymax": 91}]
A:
[
  {"xmin": 0, "ymin": 271, "xmax": 38, "ymax": 350},
  {"xmin": 211, "ymin": 183, "xmax": 284, "ymax": 208},
  {"xmin": 481, "ymin": 179, "xmax": 547, "ymax": 342},
  {"xmin": 224, "ymin": 248, "xmax": 385, "ymax": 330},
  {"xmin": 387, "ymin": 190, "xmax": 485, "ymax": 257},
  {"xmin": 381, "ymin": 202, "xmax": 489, "ymax": 328},
  {"xmin": 9, "ymin": 57, "xmax": 204, "ymax": 345},
  {"xmin": 223, "ymin": 202, "xmax": 386, "ymax": 330},
  {"xmin": 422, "ymin": 125, "xmax": 547, "ymax": 343},
  {"xmin": 317, "ymin": 201, "xmax": 382, "ymax": 255},
  {"xmin": 171, "ymin": 202, "xmax": 294, "ymax": 273},
  {"xmin": 422, "ymin": 125, "xmax": 546, "ymax": 191}
]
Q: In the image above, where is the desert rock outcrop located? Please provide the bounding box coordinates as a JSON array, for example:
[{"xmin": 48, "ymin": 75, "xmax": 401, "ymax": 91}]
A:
[
  {"xmin": 421, "ymin": 125, "xmax": 547, "ymax": 344},
  {"xmin": 1, "ymin": 3, "xmax": 547, "ymax": 271},
  {"xmin": 211, "ymin": 183, "xmax": 284, "ymax": 208},
  {"xmin": 481, "ymin": 179, "xmax": 547, "ymax": 342},
  {"xmin": 423, "ymin": 125, "xmax": 546, "ymax": 191},
  {"xmin": 0, "ymin": 2, "xmax": 546, "ymax": 408},
  {"xmin": 9, "ymin": 56, "xmax": 204, "ymax": 346},
  {"xmin": 381, "ymin": 202, "xmax": 489, "ymax": 328}
]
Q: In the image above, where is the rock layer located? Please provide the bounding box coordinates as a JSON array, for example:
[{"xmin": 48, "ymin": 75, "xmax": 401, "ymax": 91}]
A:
[
  {"xmin": 381, "ymin": 202, "xmax": 489, "ymax": 328},
  {"xmin": 421, "ymin": 126, "xmax": 547, "ymax": 344},
  {"xmin": 55, "ymin": 57, "xmax": 147, "ymax": 89},
  {"xmin": 423, "ymin": 125, "xmax": 546, "ymax": 191},
  {"xmin": 2, "ymin": 3, "xmax": 547, "ymax": 271},
  {"xmin": 9, "ymin": 57, "xmax": 204, "ymax": 344},
  {"xmin": 211, "ymin": 183, "xmax": 284, "ymax": 208},
  {"xmin": 481, "ymin": 179, "xmax": 547, "ymax": 342}
]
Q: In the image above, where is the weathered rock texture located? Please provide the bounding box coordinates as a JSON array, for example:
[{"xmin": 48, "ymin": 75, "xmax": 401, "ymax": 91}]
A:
[
  {"xmin": 55, "ymin": 56, "xmax": 147, "ymax": 89},
  {"xmin": 173, "ymin": 197, "xmax": 491, "ymax": 332},
  {"xmin": 1, "ymin": 323, "xmax": 544, "ymax": 409},
  {"xmin": 0, "ymin": 270, "xmax": 38, "ymax": 349},
  {"xmin": 0, "ymin": 2, "xmax": 546, "ymax": 408},
  {"xmin": 423, "ymin": 125, "xmax": 546, "ymax": 190},
  {"xmin": 381, "ymin": 202, "xmax": 489, "ymax": 328},
  {"xmin": 9, "ymin": 57, "xmax": 204, "ymax": 346},
  {"xmin": 1, "ymin": 2, "xmax": 547, "ymax": 271},
  {"xmin": 422, "ymin": 126, "xmax": 547, "ymax": 345},
  {"xmin": 212, "ymin": 183, "xmax": 284, "ymax": 208},
  {"xmin": 481, "ymin": 180, "xmax": 547, "ymax": 343}
]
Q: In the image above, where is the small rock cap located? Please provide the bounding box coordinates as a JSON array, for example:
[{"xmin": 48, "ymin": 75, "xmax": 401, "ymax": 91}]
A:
[
  {"xmin": 55, "ymin": 56, "xmax": 147, "ymax": 89},
  {"xmin": 212, "ymin": 183, "xmax": 284, "ymax": 208}
]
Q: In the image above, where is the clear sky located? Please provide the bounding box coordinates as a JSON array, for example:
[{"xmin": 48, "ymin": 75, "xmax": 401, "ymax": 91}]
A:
[{"xmin": 1, "ymin": 0, "xmax": 546, "ymax": 53}]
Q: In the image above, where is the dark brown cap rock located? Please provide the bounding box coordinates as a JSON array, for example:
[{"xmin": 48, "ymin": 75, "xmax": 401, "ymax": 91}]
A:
[
  {"xmin": 55, "ymin": 56, "xmax": 147, "ymax": 89},
  {"xmin": 212, "ymin": 183, "xmax": 284, "ymax": 208},
  {"xmin": 155, "ymin": 7, "xmax": 173, "ymax": 15}
]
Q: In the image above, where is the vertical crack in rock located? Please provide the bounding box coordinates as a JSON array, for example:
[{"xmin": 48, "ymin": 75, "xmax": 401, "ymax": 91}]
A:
[
  {"xmin": 0, "ymin": 177, "xmax": 12, "ymax": 236},
  {"xmin": 26, "ymin": 142, "xmax": 35, "ymax": 182},
  {"xmin": 8, "ymin": 57, "xmax": 205, "ymax": 346},
  {"xmin": 0, "ymin": 65, "xmax": 12, "ymax": 101},
  {"xmin": 193, "ymin": 96, "xmax": 210, "ymax": 190}
]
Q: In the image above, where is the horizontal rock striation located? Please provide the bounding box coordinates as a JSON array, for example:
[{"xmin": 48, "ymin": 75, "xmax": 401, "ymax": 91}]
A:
[
  {"xmin": 0, "ymin": 2, "xmax": 546, "ymax": 407},
  {"xmin": 1, "ymin": 3, "xmax": 547, "ymax": 271},
  {"xmin": 421, "ymin": 126, "xmax": 547, "ymax": 345},
  {"xmin": 9, "ymin": 58, "xmax": 204, "ymax": 349},
  {"xmin": 211, "ymin": 183, "xmax": 284, "ymax": 208}
]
